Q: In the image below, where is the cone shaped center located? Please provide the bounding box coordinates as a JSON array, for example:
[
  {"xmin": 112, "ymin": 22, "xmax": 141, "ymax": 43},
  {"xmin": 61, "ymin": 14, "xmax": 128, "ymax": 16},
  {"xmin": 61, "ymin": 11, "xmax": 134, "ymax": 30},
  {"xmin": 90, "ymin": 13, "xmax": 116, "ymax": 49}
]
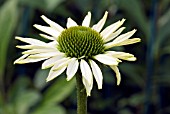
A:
[{"xmin": 57, "ymin": 26, "xmax": 105, "ymax": 59}]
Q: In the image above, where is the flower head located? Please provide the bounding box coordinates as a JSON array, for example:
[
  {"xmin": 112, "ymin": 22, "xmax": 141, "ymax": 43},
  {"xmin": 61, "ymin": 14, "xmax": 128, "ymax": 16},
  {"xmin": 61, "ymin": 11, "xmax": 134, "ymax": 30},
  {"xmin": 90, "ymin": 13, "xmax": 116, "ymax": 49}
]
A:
[{"xmin": 14, "ymin": 11, "xmax": 140, "ymax": 96}]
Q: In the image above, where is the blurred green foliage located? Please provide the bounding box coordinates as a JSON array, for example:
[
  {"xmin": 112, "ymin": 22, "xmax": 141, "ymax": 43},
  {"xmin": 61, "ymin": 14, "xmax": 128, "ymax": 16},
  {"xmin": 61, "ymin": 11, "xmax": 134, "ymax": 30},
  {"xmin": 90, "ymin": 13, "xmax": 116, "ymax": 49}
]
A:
[{"xmin": 0, "ymin": 0, "xmax": 170, "ymax": 114}]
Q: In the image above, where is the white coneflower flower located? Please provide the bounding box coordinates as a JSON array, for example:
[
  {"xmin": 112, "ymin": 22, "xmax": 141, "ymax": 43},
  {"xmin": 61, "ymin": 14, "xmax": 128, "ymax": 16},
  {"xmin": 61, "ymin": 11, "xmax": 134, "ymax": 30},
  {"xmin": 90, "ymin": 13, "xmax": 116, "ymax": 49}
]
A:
[{"xmin": 14, "ymin": 11, "xmax": 140, "ymax": 96}]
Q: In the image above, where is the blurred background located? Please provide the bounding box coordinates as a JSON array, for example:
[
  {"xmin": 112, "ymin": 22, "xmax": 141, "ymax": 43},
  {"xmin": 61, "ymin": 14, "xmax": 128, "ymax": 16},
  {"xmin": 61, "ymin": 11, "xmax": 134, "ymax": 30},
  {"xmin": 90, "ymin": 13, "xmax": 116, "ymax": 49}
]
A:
[{"xmin": 0, "ymin": 0, "xmax": 170, "ymax": 114}]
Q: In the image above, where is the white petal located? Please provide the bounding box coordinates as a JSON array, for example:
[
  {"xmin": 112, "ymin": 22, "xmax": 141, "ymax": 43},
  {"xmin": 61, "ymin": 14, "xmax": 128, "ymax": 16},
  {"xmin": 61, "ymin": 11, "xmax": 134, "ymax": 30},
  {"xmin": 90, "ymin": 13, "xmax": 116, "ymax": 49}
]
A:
[
  {"xmin": 92, "ymin": 11, "xmax": 108, "ymax": 32},
  {"xmin": 66, "ymin": 18, "xmax": 78, "ymax": 28},
  {"xmin": 112, "ymin": 29, "xmax": 136, "ymax": 43},
  {"xmin": 16, "ymin": 45, "xmax": 35, "ymax": 49},
  {"xmin": 112, "ymin": 38, "xmax": 141, "ymax": 47},
  {"xmin": 46, "ymin": 65, "xmax": 66, "ymax": 82},
  {"xmin": 82, "ymin": 12, "xmax": 91, "ymax": 27},
  {"xmin": 101, "ymin": 19, "xmax": 125, "ymax": 39},
  {"xmin": 39, "ymin": 34, "xmax": 56, "ymax": 40},
  {"xmin": 46, "ymin": 41, "xmax": 58, "ymax": 47},
  {"xmin": 41, "ymin": 15, "xmax": 64, "ymax": 32},
  {"xmin": 15, "ymin": 37, "xmax": 46, "ymax": 46},
  {"xmin": 80, "ymin": 59, "xmax": 93, "ymax": 85},
  {"xmin": 82, "ymin": 77, "xmax": 93, "ymax": 96},
  {"xmin": 28, "ymin": 52, "xmax": 60, "ymax": 58},
  {"xmin": 104, "ymin": 29, "xmax": 138, "ymax": 49},
  {"xmin": 66, "ymin": 58, "xmax": 79, "ymax": 81},
  {"xmin": 16, "ymin": 41, "xmax": 57, "ymax": 50},
  {"xmin": 16, "ymin": 45, "xmax": 55, "ymax": 50},
  {"xmin": 14, "ymin": 56, "xmax": 47, "ymax": 64},
  {"xmin": 52, "ymin": 58, "xmax": 71, "ymax": 71},
  {"xmin": 22, "ymin": 48, "xmax": 57, "ymax": 54},
  {"xmin": 14, "ymin": 54, "xmax": 29, "ymax": 64},
  {"xmin": 106, "ymin": 51, "xmax": 136, "ymax": 61},
  {"xmin": 110, "ymin": 65, "xmax": 121, "ymax": 85},
  {"xmin": 34, "ymin": 24, "xmax": 60, "ymax": 38},
  {"xmin": 103, "ymin": 27, "xmax": 125, "ymax": 42},
  {"xmin": 42, "ymin": 54, "xmax": 65, "ymax": 69},
  {"xmin": 94, "ymin": 54, "xmax": 119, "ymax": 65},
  {"xmin": 89, "ymin": 60, "xmax": 103, "ymax": 89},
  {"xmin": 46, "ymin": 57, "xmax": 70, "ymax": 82}
]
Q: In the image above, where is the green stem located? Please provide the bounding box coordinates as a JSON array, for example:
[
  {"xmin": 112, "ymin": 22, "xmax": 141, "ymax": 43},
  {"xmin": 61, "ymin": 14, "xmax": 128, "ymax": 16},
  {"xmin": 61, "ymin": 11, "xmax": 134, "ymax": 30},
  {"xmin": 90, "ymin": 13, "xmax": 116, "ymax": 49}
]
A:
[{"xmin": 76, "ymin": 71, "xmax": 87, "ymax": 114}]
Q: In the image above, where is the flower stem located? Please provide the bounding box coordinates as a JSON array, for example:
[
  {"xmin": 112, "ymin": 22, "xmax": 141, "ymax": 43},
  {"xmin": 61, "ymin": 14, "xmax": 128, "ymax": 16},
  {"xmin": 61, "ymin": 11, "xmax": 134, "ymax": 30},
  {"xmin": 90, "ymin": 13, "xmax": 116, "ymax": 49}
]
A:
[{"xmin": 76, "ymin": 70, "xmax": 87, "ymax": 114}]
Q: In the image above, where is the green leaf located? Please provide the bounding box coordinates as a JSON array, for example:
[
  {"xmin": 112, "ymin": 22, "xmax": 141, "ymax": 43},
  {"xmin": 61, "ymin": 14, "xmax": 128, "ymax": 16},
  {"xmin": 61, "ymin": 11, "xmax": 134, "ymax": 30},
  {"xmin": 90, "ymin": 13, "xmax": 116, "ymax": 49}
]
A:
[
  {"xmin": 118, "ymin": 109, "xmax": 132, "ymax": 114},
  {"xmin": 118, "ymin": 93, "xmax": 144, "ymax": 107},
  {"xmin": 44, "ymin": 0, "xmax": 65, "ymax": 12},
  {"xmin": 31, "ymin": 104, "xmax": 66, "ymax": 114},
  {"xmin": 119, "ymin": 63, "xmax": 144, "ymax": 88},
  {"xmin": 154, "ymin": 8, "xmax": 170, "ymax": 56},
  {"xmin": 34, "ymin": 69, "xmax": 49, "ymax": 90},
  {"xmin": 14, "ymin": 90, "xmax": 41, "ymax": 114},
  {"xmin": 19, "ymin": 0, "xmax": 46, "ymax": 9},
  {"xmin": 42, "ymin": 76, "xmax": 76, "ymax": 105},
  {"xmin": 0, "ymin": 93, "xmax": 4, "ymax": 114},
  {"xmin": 0, "ymin": 0, "xmax": 19, "ymax": 76},
  {"xmin": 128, "ymin": 93, "xmax": 144, "ymax": 106},
  {"xmin": 19, "ymin": 0, "xmax": 65, "ymax": 12},
  {"xmin": 8, "ymin": 76, "xmax": 31, "ymax": 101},
  {"xmin": 115, "ymin": 0, "xmax": 149, "ymax": 39}
]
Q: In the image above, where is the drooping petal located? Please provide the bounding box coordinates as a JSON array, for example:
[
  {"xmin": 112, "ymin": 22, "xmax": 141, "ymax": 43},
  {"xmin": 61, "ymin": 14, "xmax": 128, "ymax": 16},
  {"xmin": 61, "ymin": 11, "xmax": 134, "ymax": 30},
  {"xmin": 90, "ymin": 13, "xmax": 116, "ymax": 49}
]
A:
[
  {"xmin": 14, "ymin": 54, "xmax": 29, "ymax": 64},
  {"xmin": 66, "ymin": 58, "xmax": 79, "ymax": 81},
  {"xmin": 14, "ymin": 55, "xmax": 47, "ymax": 64},
  {"xmin": 15, "ymin": 37, "xmax": 46, "ymax": 46},
  {"xmin": 106, "ymin": 51, "xmax": 137, "ymax": 61},
  {"xmin": 41, "ymin": 15, "xmax": 64, "ymax": 32},
  {"xmin": 110, "ymin": 65, "xmax": 121, "ymax": 85},
  {"xmin": 16, "ymin": 45, "xmax": 56, "ymax": 50},
  {"xmin": 39, "ymin": 34, "xmax": 56, "ymax": 40},
  {"xmin": 92, "ymin": 11, "xmax": 108, "ymax": 32},
  {"xmin": 112, "ymin": 29, "xmax": 137, "ymax": 43},
  {"xmin": 46, "ymin": 58, "xmax": 70, "ymax": 81},
  {"xmin": 103, "ymin": 27, "xmax": 125, "ymax": 42},
  {"xmin": 16, "ymin": 40, "xmax": 57, "ymax": 50},
  {"xmin": 22, "ymin": 48, "xmax": 58, "ymax": 54},
  {"xmin": 111, "ymin": 38, "xmax": 141, "ymax": 47},
  {"xmin": 80, "ymin": 59, "xmax": 93, "ymax": 85},
  {"xmin": 104, "ymin": 29, "xmax": 137, "ymax": 49},
  {"xmin": 82, "ymin": 12, "xmax": 91, "ymax": 27},
  {"xmin": 101, "ymin": 19, "xmax": 125, "ymax": 39},
  {"xmin": 34, "ymin": 24, "xmax": 60, "ymax": 38},
  {"xmin": 89, "ymin": 60, "xmax": 103, "ymax": 89},
  {"xmin": 42, "ymin": 54, "xmax": 65, "ymax": 69},
  {"xmin": 46, "ymin": 65, "xmax": 66, "ymax": 82},
  {"xmin": 53, "ymin": 58, "xmax": 70, "ymax": 71},
  {"xmin": 66, "ymin": 18, "xmax": 78, "ymax": 28},
  {"xmin": 53, "ymin": 58, "xmax": 71, "ymax": 71},
  {"xmin": 28, "ymin": 52, "xmax": 60, "ymax": 58},
  {"xmin": 82, "ymin": 77, "xmax": 93, "ymax": 96},
  {"xmin": 46, "ymin": 41, "xmax": 58, "ymax": 47},
  {"xmin": 94, "ymin": 54, "xmax": 119, "ymax": 65},
  {"xmin": 16, "ymin": 45, "xmax": 36, "ymax": 49}
]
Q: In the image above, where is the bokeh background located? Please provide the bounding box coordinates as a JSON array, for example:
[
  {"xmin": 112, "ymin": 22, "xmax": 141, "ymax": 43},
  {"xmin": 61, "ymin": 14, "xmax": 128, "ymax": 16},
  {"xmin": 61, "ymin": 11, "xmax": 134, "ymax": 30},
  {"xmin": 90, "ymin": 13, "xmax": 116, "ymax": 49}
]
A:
[{"xmin": 0, "ymin": 0, "xmax": 170, "ymax": 114}]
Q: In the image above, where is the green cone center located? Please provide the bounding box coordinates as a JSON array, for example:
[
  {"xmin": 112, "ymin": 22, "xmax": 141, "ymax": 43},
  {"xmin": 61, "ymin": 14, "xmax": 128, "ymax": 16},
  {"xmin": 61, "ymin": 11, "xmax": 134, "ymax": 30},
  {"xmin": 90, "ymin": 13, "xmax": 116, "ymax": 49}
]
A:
[{"xmin": 57, "ymin": 26, "xmax": 105, "ymax": 59}]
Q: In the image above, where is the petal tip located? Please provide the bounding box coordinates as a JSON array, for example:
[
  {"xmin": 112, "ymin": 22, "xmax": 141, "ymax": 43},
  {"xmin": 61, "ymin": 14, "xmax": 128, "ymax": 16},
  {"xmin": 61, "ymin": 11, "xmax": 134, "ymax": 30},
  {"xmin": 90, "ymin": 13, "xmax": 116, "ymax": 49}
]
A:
[
  {"xmin": 117, "ymin": 82, "xmax": 120, "ymax": 86},
  {"xmin": 46, "ymin": 78, "xmax": 51, "ymax": 82},
  {"xmin": 66, "ymin": 78, "xmax": 71, "ymax": 81},
  {"xmin": 88, "ymin": 11, "xmax": 91, "ymax": 15},
  {"xmin": 133, "ymin": 29, "xmax": 137, "ymax": 32},
  {"xmin": 122, "ymin": 18, "xmax": 126, "ymax": 22},
  {"xmin": 104, "ymin": 11, "xmax": 108, "ymax": 16},
  {"xmin": 41, "ymin": 15, "xmax": 45, "ymax": 18},
  {"xmin": 33, "ymin": 24, "xmax": 40, "ymax": 28},
  {"xmin": 15, "ymin": 36, "xmax": 20, "ymax": 39}
]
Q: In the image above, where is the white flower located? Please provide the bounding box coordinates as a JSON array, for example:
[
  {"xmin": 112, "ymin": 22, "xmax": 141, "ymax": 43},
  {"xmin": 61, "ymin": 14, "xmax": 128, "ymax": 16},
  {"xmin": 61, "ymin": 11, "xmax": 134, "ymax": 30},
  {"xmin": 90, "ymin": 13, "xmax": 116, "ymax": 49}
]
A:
[{"xmin": 14, "ymin": 11, "xmax": 140, "ymax": 96}]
